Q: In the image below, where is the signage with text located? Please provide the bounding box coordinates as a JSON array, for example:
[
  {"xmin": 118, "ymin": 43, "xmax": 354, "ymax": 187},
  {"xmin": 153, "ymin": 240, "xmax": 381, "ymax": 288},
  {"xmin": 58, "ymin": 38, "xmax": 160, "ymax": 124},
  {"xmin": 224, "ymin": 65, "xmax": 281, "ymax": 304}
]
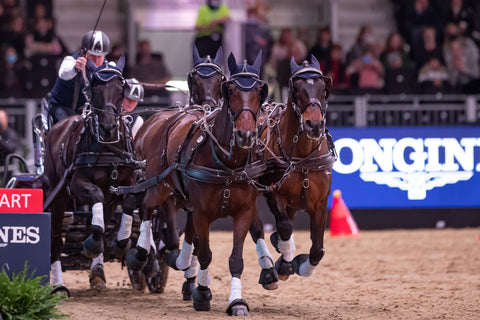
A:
[
  {"xmin": 329, "ymin": 126, "xmax": 480, "ymax": 209},
  {"xmin": 0, "ymin": 188, "xmax": 43, "ymax": 213}
]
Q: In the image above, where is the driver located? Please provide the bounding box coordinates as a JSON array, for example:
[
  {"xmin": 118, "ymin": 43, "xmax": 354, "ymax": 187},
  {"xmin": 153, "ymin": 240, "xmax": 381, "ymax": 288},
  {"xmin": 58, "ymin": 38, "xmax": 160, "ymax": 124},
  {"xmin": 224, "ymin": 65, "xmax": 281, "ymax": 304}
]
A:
[
  {"xmin": 47, "ymin": 30, "xmax": 110, "ymax": 124},
  {"xmin": 122, "ymin": 78, "xmax": 145, "ymax": 139}
]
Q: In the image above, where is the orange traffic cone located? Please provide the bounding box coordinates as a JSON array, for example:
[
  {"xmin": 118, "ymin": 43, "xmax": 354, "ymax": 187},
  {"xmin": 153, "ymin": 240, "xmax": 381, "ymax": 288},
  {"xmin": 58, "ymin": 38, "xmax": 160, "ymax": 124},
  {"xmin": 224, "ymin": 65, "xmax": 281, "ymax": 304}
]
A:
[{"xmin": 330, "ymin": 190, "xmax": 360, "ymax": 237}]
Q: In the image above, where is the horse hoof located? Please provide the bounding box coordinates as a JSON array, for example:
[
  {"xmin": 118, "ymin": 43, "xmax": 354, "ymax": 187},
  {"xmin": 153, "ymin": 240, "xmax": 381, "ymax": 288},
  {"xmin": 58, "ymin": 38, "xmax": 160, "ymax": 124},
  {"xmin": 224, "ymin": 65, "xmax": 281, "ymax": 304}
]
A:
[
  {"xmin": 226, "ymin": 299, "xmax": 250, "ymax": 316},
  {"xmin": 51, "ymin": 285, "xmax": 70, "ymax": 298},
  {"xmin": 111, "ymin": 238, "xmax": 132, "ymax": 259},
  {"xmin": 165, "ymin": 248, "xmax": 181, "ymax": 270},
  {"xmin": 269, "ymin": 232, "xmax": 281, "ymax": 253},
  {"xmin": 143, "ymin": 251, "xmax": 160, "ymax": 278},
  {"xmin": 146, "ymin": 264, "xmax": 169, "ymax": 294},
  {"xmin": 82, "ymin": 234, "xmax": 104, "ymax": 259},
  {"xmin": 89, "ymin": 264, "xmax": 106, "ymax": 289},
  {"xmin": 126, "ymin": 247, "xmax": 147, "ymax": 271},
  {"xmin": 259, "ymin": 267, "xmax": 278, "ymax": 290},
  {"xmin": 292, "ymin": 254, "xmax": 309, "ymax": 275},
  {"xmin": 128, "ymin": 267, "xmax": 146, "ymax": 292},
  {"xmin": 192, "ymin": 286, "xmax": 212, "ymax": 311},
  {"xmin": 275, "ymin": 257, "xmax": 294, "ymax": 281},
  {"xmin": 182, "ymin": 280, "xmax": 196, "ymax": 301}
]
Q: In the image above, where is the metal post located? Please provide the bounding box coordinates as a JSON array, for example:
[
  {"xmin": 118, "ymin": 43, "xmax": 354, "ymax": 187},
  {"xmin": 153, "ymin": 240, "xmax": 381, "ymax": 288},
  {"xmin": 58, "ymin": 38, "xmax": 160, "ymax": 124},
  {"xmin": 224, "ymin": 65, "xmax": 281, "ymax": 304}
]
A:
[
  {"xmin": 465, "ymin": 95, "xmax": 477, "ymax": 123},
  {"xmin": 354, "ymin": 96, "xmax": 367, "ymax": 127},
  {"xmin": 25, "ymin": 99, "xmax": 36, "ymax": 162}
]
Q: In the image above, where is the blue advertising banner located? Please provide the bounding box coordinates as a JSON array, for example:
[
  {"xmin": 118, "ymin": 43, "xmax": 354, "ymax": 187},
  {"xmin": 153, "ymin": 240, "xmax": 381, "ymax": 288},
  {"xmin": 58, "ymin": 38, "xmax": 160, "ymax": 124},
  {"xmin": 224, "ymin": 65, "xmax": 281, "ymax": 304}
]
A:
[
  {"xmin": 0, "ymin": 213, "xmax": 51, "ymax": 282},
  {"xmin": 329, "ymin": 126, "xmax": 480, "ymax": 209}
]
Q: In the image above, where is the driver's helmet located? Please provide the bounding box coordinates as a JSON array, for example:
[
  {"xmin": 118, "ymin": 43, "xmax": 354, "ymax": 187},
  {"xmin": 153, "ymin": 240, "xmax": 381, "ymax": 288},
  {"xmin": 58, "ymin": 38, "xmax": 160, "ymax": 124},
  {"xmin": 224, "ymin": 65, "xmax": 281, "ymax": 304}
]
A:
[
  {"xmin": 81, "ymin": 30, "xmax": 110, "ymax": 56},
  {"xmin": 124, "ymin": 78, "xmax": 144, "ymax": 102}
]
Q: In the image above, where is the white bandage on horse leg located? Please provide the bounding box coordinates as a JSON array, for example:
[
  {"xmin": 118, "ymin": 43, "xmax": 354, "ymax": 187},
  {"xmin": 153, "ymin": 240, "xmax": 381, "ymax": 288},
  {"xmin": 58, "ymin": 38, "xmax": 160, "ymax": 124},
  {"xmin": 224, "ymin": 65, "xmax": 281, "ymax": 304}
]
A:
[
  {"xmin": 51, "ymin": 260, "xmax": 64, "ymax": 286},
  {"xmin": 117, "ymin": 213, "xmax": 133, "ymax": 241},
  {"xmin": 184, "ymin": 255, "xmax": 199, "ymax": 278},
  {"xmin": 176, "ymin": 240, "xmax": 194, "ymax": 270},
  {"xmin": 228, "ymin": 277, "xmax": 242, "ymax": 304},
  {"xmin": 137, "ymin": 220, "xmax": 152, "ymax": 253},
  {"xmin": 91, "ymin": 202, "xmax": 105, "ymax": 231},
  {"xmin": 256, "ymin": 238, "xmax": 274, "ymax": 269},
  {"xmin": 278, "ymin": 234, "xmax": 295, "ymax": 262},
  {"xmin": 158, "ymin": 239, "xmax": 165, "ymax": 251},
  {"xmin": 149, "ymin": 227, "xmax": 157, "ymax": 254},
  {"xmin": 299, "ymin": 259, "xmax": 316, "ymax": 277},
  {"xmin": 197, "ymin": 268, "xmax": 211, "ymax": 287},
  {"xmin": 91, "ymin": 253, "xmax": 104, "ymax": 270}
]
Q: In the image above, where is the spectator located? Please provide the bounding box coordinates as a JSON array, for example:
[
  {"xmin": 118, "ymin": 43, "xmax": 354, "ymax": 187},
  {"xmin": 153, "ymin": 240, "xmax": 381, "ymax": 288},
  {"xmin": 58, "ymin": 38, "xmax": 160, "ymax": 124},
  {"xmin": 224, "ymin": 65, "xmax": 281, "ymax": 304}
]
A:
[
  {"xmin": 194, "ymin": 0, "xmax": 230, "ymax": 59},
  {"xmin": 0, "ymin": 109, "xmax": 22, "ymax": 166},
  {"xmin": 380, "ymin": 32, "xmax": 416, "ymax": 94},
  {"xmin": 309, "ymin": 26, "xmax": 332, "ymax": 71},
  {"xmin": 129, "ymin": 40, "xmax": 171, "ymax": 85},
  {"xmin": 346, "ymin": 24, "xmax": 375, "ymax": 65},
  {"xmin": 346, "ymin": 45, "xmax": 384, "ymax": 94},
  {"xmin": 24, "ymin": 17, "xmax": 62, "ymax": 57},
  {"xmin": 244, "ymin": 3, "xmax": 273, "ymax": 77},
  {"xmin": 0, "ymin": 44, "xmax": 28, "ymax": 98},
  {"xmin": 2, "ymin": 15, "xmax": 26, "ymax": 59},
  {"xmin": 107, "ymin": 42, "xmax": 129, "ymax": 76},
  {"xmin": 443, "ymin": 24, "xmax": 479, "ymax": 92},
  {"xmin": 417, "ymin": 55, "xmax": 452, "ymax": 93},
  {"xmin": 324, "ymin": 44, "xmax": 349, "ymax": 94},
  {"xmin": 445, "ymin": 0, "xmax": 475, "ymax": 39},
  {"xmin": 414, "ymin": 27, "xmax": 444, "ymax": 70}
]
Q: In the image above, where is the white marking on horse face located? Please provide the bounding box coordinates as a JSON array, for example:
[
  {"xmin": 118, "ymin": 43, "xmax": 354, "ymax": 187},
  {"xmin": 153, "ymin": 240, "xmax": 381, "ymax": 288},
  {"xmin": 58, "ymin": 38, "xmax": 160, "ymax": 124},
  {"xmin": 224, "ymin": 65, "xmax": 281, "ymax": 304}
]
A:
[{"xmin": 306, "ymin": 78, "xmax": 314, "ymax": 85}]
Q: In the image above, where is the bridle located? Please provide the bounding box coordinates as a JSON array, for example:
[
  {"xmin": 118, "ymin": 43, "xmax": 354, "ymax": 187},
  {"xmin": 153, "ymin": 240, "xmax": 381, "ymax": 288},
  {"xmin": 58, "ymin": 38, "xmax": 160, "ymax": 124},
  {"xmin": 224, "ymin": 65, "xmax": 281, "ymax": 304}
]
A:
[{"xmin": 188, "ymin": 58, "xmax": 225, "ymax": 106}]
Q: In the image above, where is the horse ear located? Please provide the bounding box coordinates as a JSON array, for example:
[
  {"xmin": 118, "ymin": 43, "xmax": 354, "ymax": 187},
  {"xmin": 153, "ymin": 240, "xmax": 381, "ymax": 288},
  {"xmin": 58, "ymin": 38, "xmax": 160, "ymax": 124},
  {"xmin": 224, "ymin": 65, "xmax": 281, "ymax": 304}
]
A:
[
  {"xmin": 290, "ymin": 57, "xmax": 300, "ymax": 75},
  {"xmin": 116, "ymin": 54, "xmax": 125, "ymax": 72},
  {"xmin": 193, "ymin": 45, "xmax": 201, "ymax": 65},
  {"xmin": 87, "ymin": 58, "xmax": 97, "ymax": 72},
  {"xmin": 311, "ymin": 54, "xmax": 320, "ymax": 70},
  {"xmin": 228, "ymin": 52, "xmax": 237, "ymax": 74},
  {"xmin": 253, "ymin": 50, "xmax": 262, "ymax": 74},
  {"xmin": 213, "ymin": 46, "xmax": 223, "ymax": 66}
]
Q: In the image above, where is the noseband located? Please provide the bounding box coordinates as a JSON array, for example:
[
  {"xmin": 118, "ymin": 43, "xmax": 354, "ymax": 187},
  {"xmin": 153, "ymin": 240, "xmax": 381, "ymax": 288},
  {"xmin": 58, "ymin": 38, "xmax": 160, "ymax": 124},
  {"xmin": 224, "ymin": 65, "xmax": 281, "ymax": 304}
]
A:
[{"xmin": 84, "ymin": 101, "xmax": 122, "ymax": 144}]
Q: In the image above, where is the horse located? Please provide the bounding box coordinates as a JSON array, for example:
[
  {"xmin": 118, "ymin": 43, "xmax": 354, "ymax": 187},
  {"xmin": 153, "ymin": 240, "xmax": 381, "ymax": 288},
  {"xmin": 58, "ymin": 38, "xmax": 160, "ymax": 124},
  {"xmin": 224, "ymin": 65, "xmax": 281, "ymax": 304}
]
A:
[
  {"xmin": 257, "ymin": 56, "xmax": 336, "ymax": 281},
  {"xmin": 131, "ymin": 46, "xmax": 225, "ymax": 297},
  {"xmin": 127, "ymin": 51, "xmax": 277, "ymax": 315},
  {"xmin": 44, "ymin": 56, "xmax": 138, "ymax": 292}
]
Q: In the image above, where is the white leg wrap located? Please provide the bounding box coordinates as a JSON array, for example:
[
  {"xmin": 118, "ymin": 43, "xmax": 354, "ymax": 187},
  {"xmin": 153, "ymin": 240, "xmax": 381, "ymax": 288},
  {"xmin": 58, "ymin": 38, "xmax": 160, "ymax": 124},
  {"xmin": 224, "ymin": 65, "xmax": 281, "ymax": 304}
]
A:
[
  {"xmin": 137, "ymin": 220, "xmax": 152, "ymax": 253},
  {"xmin": 228, "ymin": 277, "xmax": 242, "ymax": 304},
  {"xmin": 158, "ymin": 239, "xmax": 165, "ymax": 251},
  {"xmin": 51, "ymin": 260, "xmax": 64, "ymax": 286},
  {"xmin": 117, "ymin": 213, "xmax": 133, "ymax": 241},
  {"xmin": 176, "ymin": 240, "xmax": 194, "ymax": 270},
  {"xmin": 197, "ymin": 268, "xmax": 211, "ymax": 287},
  {"xmin": 256, "ymin": 239, "xmax": 274, "ymax": 269},
  {"xmin": 299, "ymin": 259, "xmax": 316, "ymax": 277},
  {"xmin": 184, "ymin": 255, "xmax": 199, "ymax": 278},
  {"xmin": 149, "ymin": 227, "xmax": 157, "ymax": 254},
  {"xmin": 91, "ymin": 202, "xmax": 105, "ymax": 232},
  {"xmin": 278, "ymin": 234, "xmax": 295, "ymax": 262},
  {"xmin": 91, "ymin": 253, "xmax": 104, "ymax": 270}
]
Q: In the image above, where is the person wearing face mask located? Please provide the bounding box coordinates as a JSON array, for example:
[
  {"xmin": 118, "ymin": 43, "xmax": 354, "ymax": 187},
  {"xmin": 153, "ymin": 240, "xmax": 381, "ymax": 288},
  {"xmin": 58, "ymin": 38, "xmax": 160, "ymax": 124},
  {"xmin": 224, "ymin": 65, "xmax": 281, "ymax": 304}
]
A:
[
  {"xmin": 47, "ymin": 30, "xmax": 110, "ymax": 124},
  {"xmin": 0, "ymin": 45, "xmax": 28, "ymax": 98},
  {"xmin": 194, "ymin": 0, "xmax": 230, "ymax": 59}
]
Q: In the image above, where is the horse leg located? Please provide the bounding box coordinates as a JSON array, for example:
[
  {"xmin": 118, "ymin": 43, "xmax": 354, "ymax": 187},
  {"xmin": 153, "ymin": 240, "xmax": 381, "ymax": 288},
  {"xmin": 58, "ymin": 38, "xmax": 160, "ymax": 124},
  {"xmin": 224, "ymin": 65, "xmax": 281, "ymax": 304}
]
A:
[
  {"xmin": 49, "ymin": 188, "xmax": 70, "ymax": 296},
  {"xmin": 249, "ymin": 211, "xmax": 278, "ymax": 290},
  {"xmin": 293, "ymin": 202, "xmax": 327, "ymax": 277},
  {"xmin": 265, "ymin": 193, "xmax": 295, "ymax": 280},
  {"xmin": 182, "ymin": 210, "xmax": 199, "ymax": 300},
  {"xmin": 225, "ymin": 210, "xmax": 251, "ymax": 316},
  {"xmin": 112, "ymin": 193, "xmax": 137, "ymax": 258},
  {"xmin": 191, "ymin": 212, "xmax": 212, "ymax": 312}
]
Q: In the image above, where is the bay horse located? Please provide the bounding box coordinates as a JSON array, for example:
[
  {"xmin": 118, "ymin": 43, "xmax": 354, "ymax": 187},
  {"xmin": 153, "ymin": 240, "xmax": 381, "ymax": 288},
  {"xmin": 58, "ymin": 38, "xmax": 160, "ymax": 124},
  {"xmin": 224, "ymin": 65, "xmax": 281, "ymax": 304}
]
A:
[
  {"xmin": 132, "ymin": 46, "xmax": 225, "ymax": 297},
  {"xmin": 44, "ymin": 56, "xmax": 137, "ymax": 292},
  {"xmin": 128, "ymin": 51, "xmax": 276, "ymax": 315},
  {"xmin": 258, "ymin": 56, "xmax": 336, "ymax": 281}
]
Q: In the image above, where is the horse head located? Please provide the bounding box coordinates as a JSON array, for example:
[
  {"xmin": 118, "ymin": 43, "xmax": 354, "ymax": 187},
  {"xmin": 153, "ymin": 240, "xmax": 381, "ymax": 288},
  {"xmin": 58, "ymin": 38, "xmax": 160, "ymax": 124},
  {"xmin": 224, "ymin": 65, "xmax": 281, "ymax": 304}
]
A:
[
  {"xmin": 289, "ymin": 55, "xmax": 332, "ymax": 140},
  {"xmin": 222, "ymin": 51, "xmax": 268, "ymax": 149},
  {"xmin": 188, "ymin": 46, "xmax": 224, "ymax": 107},
  {"xmin": 86, "ymin": 55, "xmax": 125, "ymax": 143}
]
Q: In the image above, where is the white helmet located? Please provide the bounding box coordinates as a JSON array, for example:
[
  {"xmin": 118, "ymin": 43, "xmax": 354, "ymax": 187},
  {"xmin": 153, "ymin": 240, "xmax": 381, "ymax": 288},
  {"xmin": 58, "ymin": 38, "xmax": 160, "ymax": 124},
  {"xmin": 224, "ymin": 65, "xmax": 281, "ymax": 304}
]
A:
[
  {"xmin": 124, "ymin": 78, "xmax": 144, "ymax": 102},
  {"xmin": 82, "ymin": 30, "xmax": 110, "ymax": 56}
]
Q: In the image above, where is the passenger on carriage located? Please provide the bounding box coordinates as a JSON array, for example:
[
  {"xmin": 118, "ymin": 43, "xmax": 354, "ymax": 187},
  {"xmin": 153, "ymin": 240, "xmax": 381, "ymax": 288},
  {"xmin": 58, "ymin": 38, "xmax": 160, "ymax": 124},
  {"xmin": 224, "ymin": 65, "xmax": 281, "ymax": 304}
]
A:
[
  {"xmin": 122, "ymin": 78, "xmax": 144, "ymax": 139},
  {"xmin": 47, "ymin": 30, "xmax": 110, "ymax": 124}
]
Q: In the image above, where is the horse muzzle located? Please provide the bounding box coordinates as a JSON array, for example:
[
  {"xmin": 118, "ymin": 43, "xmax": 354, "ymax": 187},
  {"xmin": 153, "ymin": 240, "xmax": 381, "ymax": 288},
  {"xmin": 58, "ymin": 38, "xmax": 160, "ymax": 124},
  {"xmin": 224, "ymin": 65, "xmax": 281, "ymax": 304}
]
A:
[
  {"xmin": 304, "ymin": 119, "xmax": 325, "ymax": 140},
  {"xmin": 235, "ymin": 129, "xmax": 257, "ymax": 149}
]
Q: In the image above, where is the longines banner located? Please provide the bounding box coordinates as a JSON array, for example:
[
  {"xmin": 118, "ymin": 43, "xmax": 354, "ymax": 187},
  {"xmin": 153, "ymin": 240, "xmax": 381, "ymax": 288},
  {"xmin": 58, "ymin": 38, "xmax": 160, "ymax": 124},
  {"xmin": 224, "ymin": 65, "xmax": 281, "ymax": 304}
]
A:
[
  {"xmin": 0, "ymin": 189, "xmax": 50, "ymax": 282},
  {"xmin": 329, "ymin": 126, "xmax": 480, "ymax": 209}
]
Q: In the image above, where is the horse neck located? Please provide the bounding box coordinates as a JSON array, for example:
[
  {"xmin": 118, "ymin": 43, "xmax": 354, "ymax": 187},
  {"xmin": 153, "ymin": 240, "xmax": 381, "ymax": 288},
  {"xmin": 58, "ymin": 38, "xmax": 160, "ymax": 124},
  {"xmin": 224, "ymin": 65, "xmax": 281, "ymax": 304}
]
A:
[
  {"xmin": 281, "ymin": 99, "xmax": 322, "ymax": 158},
  {"xmin": 210, "ymin": 106, "xmax": 250, "ymax": 167}
]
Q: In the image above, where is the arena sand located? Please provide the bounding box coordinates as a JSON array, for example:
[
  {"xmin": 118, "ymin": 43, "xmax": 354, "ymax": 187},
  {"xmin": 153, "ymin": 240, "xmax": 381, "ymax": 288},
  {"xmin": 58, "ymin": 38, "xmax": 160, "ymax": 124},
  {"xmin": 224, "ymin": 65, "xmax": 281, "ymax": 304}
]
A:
[{"xmin": 58, "ymin": 229, "xmax": 479, "ymax": 319}]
